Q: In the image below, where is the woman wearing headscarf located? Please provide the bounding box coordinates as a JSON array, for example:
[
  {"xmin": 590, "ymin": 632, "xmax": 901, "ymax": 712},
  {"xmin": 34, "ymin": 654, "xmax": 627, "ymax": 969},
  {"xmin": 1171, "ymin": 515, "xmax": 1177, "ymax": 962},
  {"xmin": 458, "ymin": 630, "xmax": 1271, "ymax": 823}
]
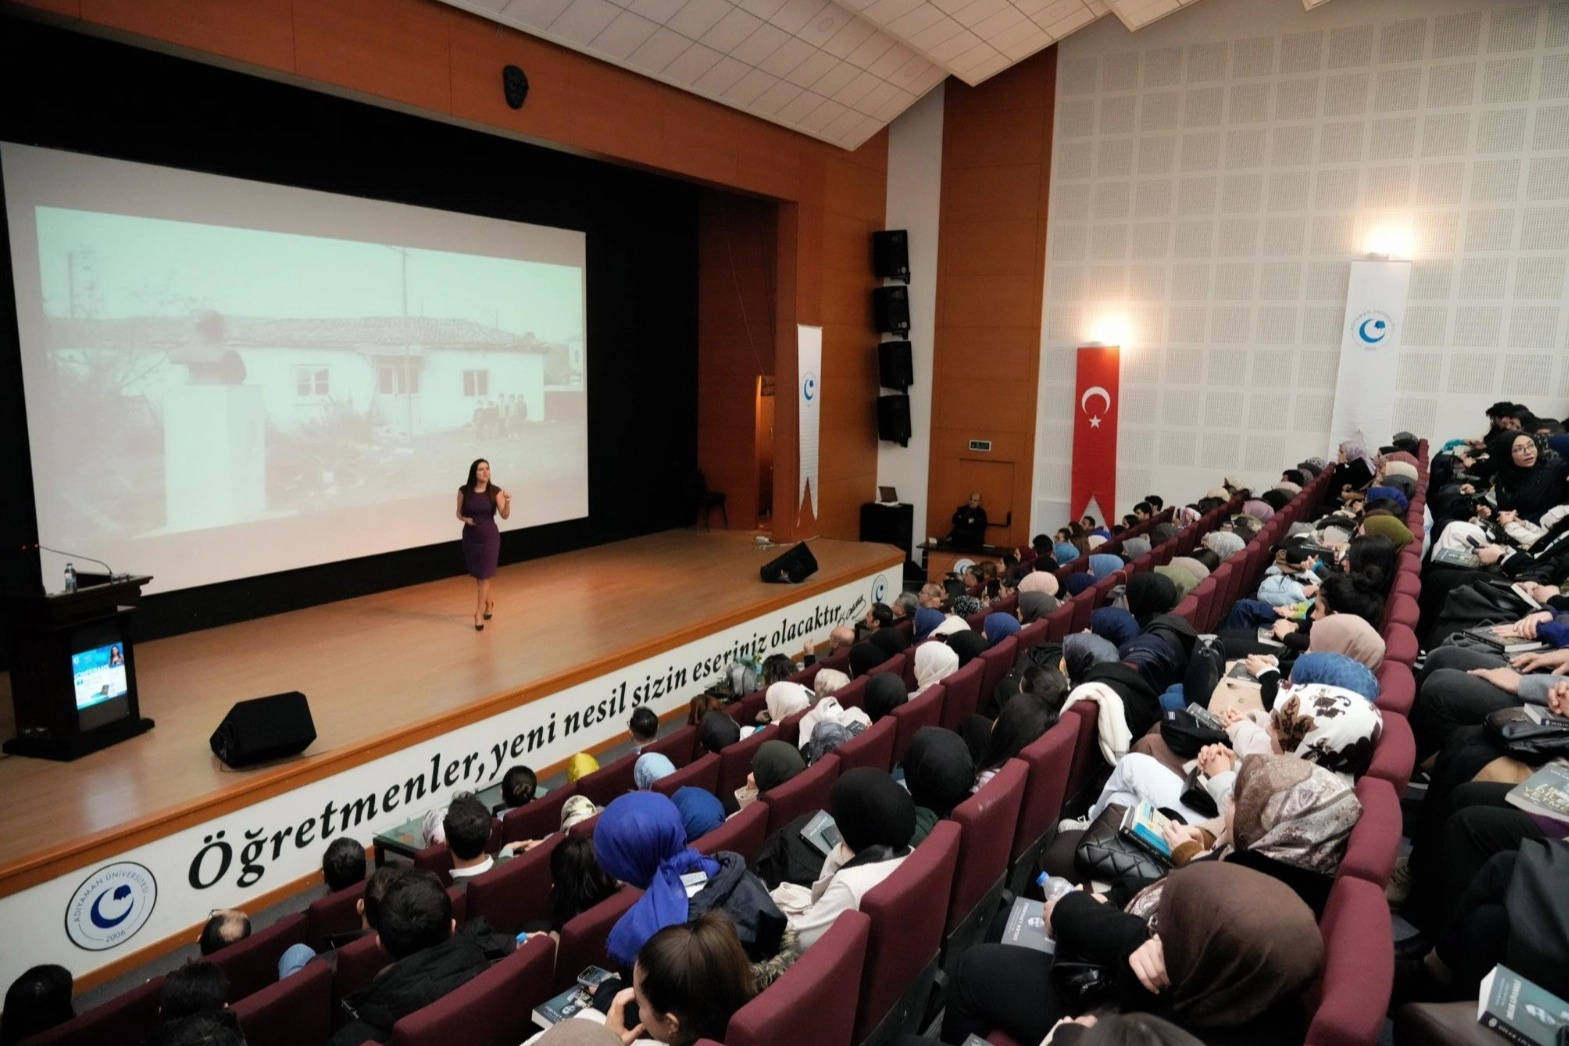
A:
[
  {"xmin": 812, "ymin": 668, "xmax": 850, "ymax": 700},
  {"xmin": 560, "ymin": 794, "xmax": 600, "ymax": 832},
  {"xmin": 1225, "ymin": 683, "xmax": 1384, "ymax": 780},
  {"xmin": 1122, "ymin": 534, "xmax": 1153, "ymax": 561},
  {"xmin": 670, "ymin": 786, "xmax": 725, "ymax": 842},
  {"xmin": 864, "ymin": 673, "xmax": 909, "ymax": 723},
  {"xmin": 565, "ymin": 752, "xmax": 600, "ymax": 784},
  {"xmin": 968, "ymin": 692, "xmax": 1057, "ymax": 791},
  {"xmin": 1126, "ymin": 573, "xmax": 1180, "ymax": 626},
  {"xmin": 1119, "ymin": 633, "xmax": 1182, "ymax": 694},
  {"xmin": 796, "ymin": 694, "xmax": 870, "ymax": 746},
  {"xmin": 1366, "ymin": 485, "xmax": 1410, "ymax": 514},
  {"xmin": 763, "ymin": 681, "xmax": 812, "ymax": 724},
  {"xmin": 1153, "ymin": 562, "xmax": 1200, "ymax": 598},
  {"xmin": 1307, "ymin": 613, "xmax": 1385, "ymax": 670},
  {"xmin": 913, "ymin": 607, "xmax": 945, "ymax": 641},
  {"xmin": 1063, "ymin": 633, "xmax": 1120, "ymax": 684},
  {"xmin": 1490, "ymin": 430, "xmax": 1569, "ymax": 523},
  {"xmin": 947, "ymin": 630, "xmax": 988, "ymax": 668},
  {"xmin": 912, "ymin": 641, "xmax": 961, "ymax": 696},
  {"xmin": 929, "ymin": 614, "xmax": 971, "ymax": 640},
  {"xmin": 869, "ymin": 626, "xmax": 910, "ymax": 659},
  {"xmin": 1242, "ymin": 499, "xmax": 1275, "ymax": 523},
  {"xmin": 634, "ymin": 753, "xmax": 676, "ymax": 791},
  {"xmin": 951, "ymin": 594, "xmax": 984, "ymax": 619},
  {"xmin": 698, "ymin": 710, "xmax": 741, "ymax": 755},
  {"xmin": 983, "ymin": 612, "xmax": 1021, "ymax": 647},
  {"xmin": 1065, "ymin": 572, "xmax": 1097, "ymax": 596},
  {"xmin": 1019, "ymin": 569, "xmax": 1061, "ymax": 598},
  {"xmin": 847, "ymin": 642, "xmax": 890, "ymax": 679},
  {"xmin": 1332, "ymin": 438, "xmax": 1378, "ymax": 494},
  {"xmin": 1201, "ymin": 531, "xmax": 1245, "ymax": 560},
  {"xmin": 1091, "ymin": 608, "xmax": 1141, "ymax": 648},
  {"xmin": 1017, "ymin": 591, "xmax": 1058, "ymax": 625},
  {"xmin": 902, "ymin": 727, "xmax": 975, "ymax": 844},
  {"xmin": 594, "ymin": 793, "xmax": 790, "ymax": 982},
  {"xmin": 1359, "ymin": 513, "xmax": 1414, "ymax": 551},
  {"xmin": 1089, "ymin": 552, "xmax": 1126, "ymax": 579},
  {"xmin": 772, "ymin": 768, "xmax": 916, "ymax": 952},
  {"xmin": 942, "ymin": 862, "xmax": 1321, "ymax": 1046},
  {"xmin": 735, "ymin": 739, "xmax": 805, "ymax": 810},
  {"xmin": 1054, "ymin": 539, "xmax": 1083, "ymax": 565},
  {"xmin": 1167, "ymin": 555, "xmax": 1211, "ymax": 584}
]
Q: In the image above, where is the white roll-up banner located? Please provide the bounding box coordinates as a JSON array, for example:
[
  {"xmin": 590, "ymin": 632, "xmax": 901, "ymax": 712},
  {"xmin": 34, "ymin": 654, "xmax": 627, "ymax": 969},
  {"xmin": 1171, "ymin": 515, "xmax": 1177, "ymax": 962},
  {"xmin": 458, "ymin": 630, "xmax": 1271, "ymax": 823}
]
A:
[
  {"xmin": 1329, "ymin": 259, "xmax": 1411, "ymax": 456},
  {"xmin": 798, "ymin": 325, "xmax": 821, "ymax": 520}
]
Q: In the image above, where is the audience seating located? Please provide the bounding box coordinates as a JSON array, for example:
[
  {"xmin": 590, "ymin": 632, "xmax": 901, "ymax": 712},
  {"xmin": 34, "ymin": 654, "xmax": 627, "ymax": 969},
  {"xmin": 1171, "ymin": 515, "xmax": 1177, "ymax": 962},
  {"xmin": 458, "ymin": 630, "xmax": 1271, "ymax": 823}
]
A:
[
  {"xmin": 464, "ymin": 832, "xmax": 561, "ymax": 934},
  {"xmin": 231, "ymin": 956, "xmax": 332, "ymax": 1046},
  {"xmin": 210, "ymin": 911, "xmax": 309, "ymax": 1002},
  {"xmin": 716, "ymin": 727, "xmax": 774, "ymax": 801},
  {"xmin": 21, "ymin": 974, "xmax": 165, "ymax": 1046},
  {"xmin": 651, "ymin": 751, "xmax": 722, "ymax": 798},
  {"xmin": 760, "ymin": 754, "xmax": 840, "ymax": 836},
  {"xmin": 388, "ymin": 934, "xmax": 554, "ymax": 1046},
  {"xmin": 834, "ymin": 716, "xmax": 898, "ymax": 774},
  {"xmin": 854, "ymin": 820, "xmax": 960, "ymax": 1046},
  {"xmin": 1375, "ymin": 662, "xmax": 1416, "ymax": 718},
  {"xmin": 976, "ymin": 636, "xmax": 1017, "ymax": 710},
  {"xmin": 412, "ymin": 841, "xmax": 455, "ymax": 885},
  {"xmin": 1007, "ymin": 717, "xmax": 1078, "ymax": 894},
  {"xmin": 703, "ymin": 910, "xmax": 871, "ymax": 1046},
  {"xmin": 641, "ymin": 724, "xmax": 698, "ymax": 767},
  {"xmin": 942, "ymin": 760, "xmax": 1026, "ymax": 972},
  {"xmin": 889, "ymin": 684, "xmax": 944, "ymax": 765},
  {"xmin": 1366, "ymin": 713, "xmax": 1416, "ymax": 793},
  {"xmin": 575, "ymin": 750, "xmax": 639, "ymax": 807},
  {"xmin": 306, "ymin": 880, "xmax": 366, "ymax": 951},
  {"xmin": 332, "ymin": 933, "xmax": 392, "ymax": 1003},
  {"xmin": 1305, "ymin": 876, "xmax": 1394, "ymax": 1046},
  {"xmin": 776, "ymin": 706, "xmax": 811, "ymax": 747},
  {"xmin": 501, "ymin": 786, "xmax": 578, "ymax": 846},
  {"xmin": 1339, "ymin": 776, "xmax": 1401, "ymax": 888},
  {"xmin": 936, "ymin": 661, "xmax": 984, "ymax": 733},
  {"xmin": 553, "ymin": 886, "xmax": 642, "ymax": 992},
  {"xmin": 690, "ymin": 800, "xmax": 768, "ymax": 861}
]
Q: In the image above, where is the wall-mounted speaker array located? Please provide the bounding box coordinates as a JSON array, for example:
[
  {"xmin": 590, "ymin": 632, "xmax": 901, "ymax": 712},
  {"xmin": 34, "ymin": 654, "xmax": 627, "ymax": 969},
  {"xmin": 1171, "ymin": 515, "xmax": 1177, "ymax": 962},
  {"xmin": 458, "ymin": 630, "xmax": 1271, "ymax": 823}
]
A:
[{"xmin": 873, "ymin": 230, "xmax": 912, "ymax": 446}]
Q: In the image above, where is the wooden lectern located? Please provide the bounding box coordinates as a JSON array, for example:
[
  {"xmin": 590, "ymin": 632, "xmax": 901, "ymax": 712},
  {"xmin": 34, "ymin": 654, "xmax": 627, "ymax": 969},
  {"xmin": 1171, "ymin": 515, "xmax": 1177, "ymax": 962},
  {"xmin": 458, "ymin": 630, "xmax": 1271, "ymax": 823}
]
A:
[{"xmin": 3, "ymin": 573, "xmax": 155, "ymax": 760}]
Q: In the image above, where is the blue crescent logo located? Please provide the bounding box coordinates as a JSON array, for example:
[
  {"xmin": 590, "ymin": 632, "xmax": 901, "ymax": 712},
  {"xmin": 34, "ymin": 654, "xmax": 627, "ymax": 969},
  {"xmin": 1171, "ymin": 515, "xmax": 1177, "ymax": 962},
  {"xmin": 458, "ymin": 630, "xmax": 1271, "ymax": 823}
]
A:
[
  {"xmin": 89, "ymin": 884, "xmax": 135, "ymax": 929},
  {"xmin": 1357, "ymin": 318, "xmax": 1388, "ymax": 345},
  {"xmin": 802, "ymin": 375, "xmax": 817, "ymax": 401}
]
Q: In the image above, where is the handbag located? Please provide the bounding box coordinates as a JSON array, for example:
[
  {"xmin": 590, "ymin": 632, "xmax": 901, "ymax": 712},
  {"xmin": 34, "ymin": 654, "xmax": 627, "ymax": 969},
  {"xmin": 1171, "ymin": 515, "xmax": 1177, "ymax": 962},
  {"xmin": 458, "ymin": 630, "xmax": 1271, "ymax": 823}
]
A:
[
  {"xmin": 1074, "ymin": 804, "xmax": 1168, "ymax": 884},
  {"xmin": 1179, "ymin": 767, "xmax": 1219, "ymax": 819},
  {"xmin": 1049, "ymin": 961, "xmax": 1115, "ymax": 1013},
  {"xmin": 1485, "ymin": 706, "xmax": 1569, "ymax": 764},
  {"xmin": 1182, "ymin": 635, "xmax": 1226, "ymax": 708},
  {"xmin": 1159, "ymin": 710, "xmax": 1228, "ymax": 758}
]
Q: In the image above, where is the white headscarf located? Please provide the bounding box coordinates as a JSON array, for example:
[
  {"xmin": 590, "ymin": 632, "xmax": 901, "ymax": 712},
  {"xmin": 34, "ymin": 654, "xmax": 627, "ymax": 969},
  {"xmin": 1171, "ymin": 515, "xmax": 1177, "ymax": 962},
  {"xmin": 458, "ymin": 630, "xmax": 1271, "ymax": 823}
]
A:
[
  {"xmin": 813, "ymin": 668, "xmax": 850, "ymax": 700},
  {"xmin": 1202, "ymin": 531, "xmax": 1246, "ymax": 560},
  {"xmin": 1018, "ymin": 570, "xmax": 1060, "ymax": 597},
  {"xmin": 765, "ymin": 681, "xmax": 813, "ymax": 722},
  {"xmin": 913, "ymin": 641, "xmax": 961, "ymax": 694},
  {"xmin": 929, "ymin": 614, "xmax": 970, "ymax": 639},
  {"xmin": 796, "ymin": 696, "xmax": 870, "ymax": 749}
]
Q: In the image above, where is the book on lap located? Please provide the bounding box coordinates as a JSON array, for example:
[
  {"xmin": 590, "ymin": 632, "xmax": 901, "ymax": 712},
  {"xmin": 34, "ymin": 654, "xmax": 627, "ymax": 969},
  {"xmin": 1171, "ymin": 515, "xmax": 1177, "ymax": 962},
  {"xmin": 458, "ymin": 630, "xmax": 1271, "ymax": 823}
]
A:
[
  {"xmin": 1478, "ymin": 965, "xmax": 1569, "ymax": 1045},
  {"xmin": 1000, "ymin": 896, "xmax": 1056, "ymax": 954}
]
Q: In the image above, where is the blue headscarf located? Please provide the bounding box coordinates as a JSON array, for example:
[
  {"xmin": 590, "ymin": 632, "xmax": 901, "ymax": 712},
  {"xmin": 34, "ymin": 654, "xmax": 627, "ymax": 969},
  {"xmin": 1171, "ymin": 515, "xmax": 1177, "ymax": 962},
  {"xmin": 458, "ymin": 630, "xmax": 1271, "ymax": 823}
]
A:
[
  {"xmin": 1063, "ymin": 633, "xmax": 1119, "ymax": 683},
  {"xmin": 1065, "ymin": 573, "xmax": 1096, "ymax": 596},
  {"xmin": 634, "ymin": 752, "xmax": 676, "ymax": 790},
  {"xmin": 1088, "ymin": 553, "xmax": 1125, "ymax": 579},
  {"xmin": 983, "ymin": 612, "xmax": 1021, "ymax": 647},
  {"xmin": 670, "ymin": 786, "xmax": 725, "ymax": 842},
  {"xmin": 1366, "ymin": 485, "xmax": 1410, "ymax": 513},
  {"xmin": 1054, "ymin": 542, "xmax": 1081, "ymax": 565},
  {"xmin": 914, "ymin": 607, "xmax": 945, "ymax": 641},
  {"xmin": 595, "ymin": 793, "xmax": 719, "ymax": 969},
  {"xmin": 1290, "ymin": 652, "xmax": 1379, "ymax": 702},
  {"xmin": 1119, "ymin": 634, "xmax": 1180, "ymax": 691},
  {"xmin": 1090, "ymin": 607, "xmax": 1141, "ymax": 648}
]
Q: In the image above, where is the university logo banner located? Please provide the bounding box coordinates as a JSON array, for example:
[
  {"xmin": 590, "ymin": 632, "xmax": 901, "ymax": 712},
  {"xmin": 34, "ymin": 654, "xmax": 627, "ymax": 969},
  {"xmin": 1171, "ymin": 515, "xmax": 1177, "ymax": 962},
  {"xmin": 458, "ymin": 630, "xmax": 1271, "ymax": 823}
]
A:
[
  {"xmin": 798, "ymin": 325, "xmax": 821, "ymax": 520},
  {"xmin": 1072, "ymin": 345, "xmax": 1120, "ymax": 522},
  {"xmin": 1329, "ymin": 259, "xmax": 1411, "ymax": 455}
]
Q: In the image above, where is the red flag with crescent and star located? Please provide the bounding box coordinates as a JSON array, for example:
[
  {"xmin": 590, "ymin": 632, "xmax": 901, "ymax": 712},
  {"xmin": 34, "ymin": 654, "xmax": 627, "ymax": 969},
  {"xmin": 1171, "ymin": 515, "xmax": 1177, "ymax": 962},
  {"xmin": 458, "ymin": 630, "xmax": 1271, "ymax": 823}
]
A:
[{"xmin": 1071, "ymin": 345, "xmax": 1121, "ymax": 522}]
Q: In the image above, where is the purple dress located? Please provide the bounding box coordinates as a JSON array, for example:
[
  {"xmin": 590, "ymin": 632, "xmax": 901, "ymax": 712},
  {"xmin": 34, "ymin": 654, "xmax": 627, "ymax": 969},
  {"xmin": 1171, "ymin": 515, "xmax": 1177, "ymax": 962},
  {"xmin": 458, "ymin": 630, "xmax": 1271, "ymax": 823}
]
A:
[{"xmin": 461, "ymin": 489, "xmax": 500, "ymax": 579}]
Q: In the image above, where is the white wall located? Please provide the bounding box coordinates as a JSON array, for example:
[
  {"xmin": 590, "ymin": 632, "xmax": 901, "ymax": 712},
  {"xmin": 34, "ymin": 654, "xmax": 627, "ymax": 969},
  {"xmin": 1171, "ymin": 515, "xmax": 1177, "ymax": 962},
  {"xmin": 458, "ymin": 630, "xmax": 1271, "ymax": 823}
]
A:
[
  {"xmin": 1033, "ymin": 0, "xmax": 1569, "ymax": 530},
  {"xmin": 879, "ymin": 83, "xmax": 944, "ymax": 554}
]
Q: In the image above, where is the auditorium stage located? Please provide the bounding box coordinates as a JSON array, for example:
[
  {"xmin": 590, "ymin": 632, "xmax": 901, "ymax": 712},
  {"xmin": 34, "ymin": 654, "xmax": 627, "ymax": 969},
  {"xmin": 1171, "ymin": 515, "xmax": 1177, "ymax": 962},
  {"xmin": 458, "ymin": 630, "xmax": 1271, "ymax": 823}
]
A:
[{"xmin": 0, "ymin": 531, "xmax": 901, "ymax": 905}]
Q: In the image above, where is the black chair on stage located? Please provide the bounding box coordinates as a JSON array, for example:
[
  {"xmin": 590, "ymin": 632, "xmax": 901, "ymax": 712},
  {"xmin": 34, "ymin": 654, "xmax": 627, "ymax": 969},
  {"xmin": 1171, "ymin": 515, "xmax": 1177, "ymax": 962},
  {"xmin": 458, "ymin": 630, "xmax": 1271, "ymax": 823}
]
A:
[{"xmin": 695, "ymin": 469, "xmax": 727, "ymax": 530}]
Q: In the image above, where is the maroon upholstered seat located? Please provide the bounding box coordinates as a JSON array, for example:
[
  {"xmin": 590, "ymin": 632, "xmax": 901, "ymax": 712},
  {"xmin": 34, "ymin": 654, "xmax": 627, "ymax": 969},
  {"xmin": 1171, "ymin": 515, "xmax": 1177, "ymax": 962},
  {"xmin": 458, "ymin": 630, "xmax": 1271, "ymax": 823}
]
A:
[
  {"xmin": 553, "ymin": 887, "xmax": 641, "ymax": 992},
  {"xmin": 651, "ymin": 751, "xmax": 722, "ymax": 798},
  {"xmin": 641, "ymin": 724, "xmax": 697, "ymax": 768},
  {"xmin": 22, "ymin": 975, "xmax": 165, "ymax": 1046},
  {"xmin": 1062, "ymin": 702, "xmax": 1104, "ymax": 807},
  {"xmin": 854, "ymin": 821, "xmax": 960, "ymax": 1046},
  {"xmin": 575, "ymin": 750, "xmax": 639, "ymax": 807},
  {"xmin": 1008, "ymin": 717, "xmax": 1077, "ymax": 893},
  {"xmin": 412, "ymin": 841, "xmax": 454, "ymax": 886},
  {"xmin": 760, "ymin": 754, "xmax": 840, "ymax": 836},
  {"xmin": 1384, "ymin": 625, "xmax": 1419, "ymax": 668},
  {"xmin": 835, "ymin": 716, "xmax": 898, "ymax": 774},
  {"xmin": 1305, "ymin": 876, "xmax": 1393, "ymax": 1046},
  {"xmin": 691, "ymin": 801, "xmax": 768, "ymax": 861},
  {"xmin": 306, "ymin": 880, "xmax": 367, "ymax": 951},
  {"xmin": 1375, "ymin": 662, "xmax": 1416, "ymax": 718},
  {"xmin": 716, "ymin": 726, "xmax": 774, "ymax": 801},
  {"xmin": 464, "ymin": 832, "xmax": 561, "ymax": 934},
  {"xmin": 501, "ymin": 786, "xmax": 577, "ymax": 846},
  {"xmin": 1386, "ymin": 594, "xmax": 1420, "ymax": 633},
  {"xmin": 210, "ymin": 911, "xmax": 309, "ymax": 1002},
  {"xmin": 710, "ymin": 909, "xmax": 871, "ymax": 1046},
  {"xmin": 890, "ymin": 685, "xmax": 944, "ymax": 765},
  {"xmin": 232, "ymin": 955, "xmax": 332, "ymax": 1046},
  {"xmin": 937, "ymin": 661, "xmax": 985, "ymax": 733},
  {"xmin": 332, "ymin": 933, "xmax": 392, "ymax": 1003},
  {"xmin": 977, "ymin": 636, "xmax": 1018, "ymax": 707},
  {"xmin": 1366, "ymin": 712, "xmax": 1416, "ymax": 792},
  {"xmin": 944, "ymin": 760, "xmax": 1027, "ymax": 968},
  {"xmin": 1016, "ymin": 619, "xmax": 1049, "ymax": 651},
  {"xmin": 389, "ymin": 934, "xmax": 555, "ymax": 1046},
  {"xmin": 1340, "ymin": 776, "xmax": 1401, "ymax": 888}
]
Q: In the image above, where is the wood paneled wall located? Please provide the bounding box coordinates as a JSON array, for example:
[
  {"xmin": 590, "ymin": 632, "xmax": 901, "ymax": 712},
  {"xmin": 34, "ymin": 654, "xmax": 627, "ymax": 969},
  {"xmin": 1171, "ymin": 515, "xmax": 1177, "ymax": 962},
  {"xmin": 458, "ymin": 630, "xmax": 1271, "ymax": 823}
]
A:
[
  {"xmin": 16, "ymin": 0, "xmax": 889, "ymax": 541},
  {"xmin": 927, "ymin": 48, "xmax": 1056, "ymax": 551}
]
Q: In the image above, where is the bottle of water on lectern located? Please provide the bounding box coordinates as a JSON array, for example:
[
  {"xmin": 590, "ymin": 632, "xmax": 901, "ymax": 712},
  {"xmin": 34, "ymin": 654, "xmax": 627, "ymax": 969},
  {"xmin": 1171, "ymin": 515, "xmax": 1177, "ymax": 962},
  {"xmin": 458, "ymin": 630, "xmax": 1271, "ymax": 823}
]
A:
[{"xmin": 64, "ymin": 562, "xmax": 77, "ymax": 593}]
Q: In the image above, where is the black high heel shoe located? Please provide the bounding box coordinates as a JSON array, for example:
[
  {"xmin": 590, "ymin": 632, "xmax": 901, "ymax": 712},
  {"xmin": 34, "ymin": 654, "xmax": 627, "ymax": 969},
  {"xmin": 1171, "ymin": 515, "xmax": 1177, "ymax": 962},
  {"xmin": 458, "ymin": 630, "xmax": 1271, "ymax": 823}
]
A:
[
  {"xmin": 474, "ymin": 614, "xmax": 484, "ymax": 632},
  {"xmin": 484, "ymin": 600, "xmax": 494, "ymax": 621}
]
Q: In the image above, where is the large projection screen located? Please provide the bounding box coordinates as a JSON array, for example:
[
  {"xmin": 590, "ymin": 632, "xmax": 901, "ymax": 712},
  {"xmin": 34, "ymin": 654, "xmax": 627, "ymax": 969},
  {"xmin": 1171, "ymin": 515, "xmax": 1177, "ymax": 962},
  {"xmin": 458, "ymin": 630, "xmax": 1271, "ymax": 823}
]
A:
[{"xmin": 2, "ymin": 143, "xmax": 589, "ymax": 594}]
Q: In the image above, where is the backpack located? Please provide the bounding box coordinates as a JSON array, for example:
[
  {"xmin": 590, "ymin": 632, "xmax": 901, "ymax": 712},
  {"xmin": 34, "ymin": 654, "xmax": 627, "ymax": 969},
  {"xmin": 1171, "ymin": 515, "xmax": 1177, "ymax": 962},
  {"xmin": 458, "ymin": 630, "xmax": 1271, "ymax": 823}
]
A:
[{"xmin": 1183, "ymin": 634, "xmax": 1227, "ymax": 708}]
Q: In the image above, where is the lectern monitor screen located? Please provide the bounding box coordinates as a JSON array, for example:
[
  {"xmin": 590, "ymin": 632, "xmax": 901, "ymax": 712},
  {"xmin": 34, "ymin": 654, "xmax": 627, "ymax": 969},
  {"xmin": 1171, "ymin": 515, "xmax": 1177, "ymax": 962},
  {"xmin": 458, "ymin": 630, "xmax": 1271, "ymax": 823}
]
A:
[{"xmin": 71, "ymin": 643, "xmax": 127, "ymax": 710}]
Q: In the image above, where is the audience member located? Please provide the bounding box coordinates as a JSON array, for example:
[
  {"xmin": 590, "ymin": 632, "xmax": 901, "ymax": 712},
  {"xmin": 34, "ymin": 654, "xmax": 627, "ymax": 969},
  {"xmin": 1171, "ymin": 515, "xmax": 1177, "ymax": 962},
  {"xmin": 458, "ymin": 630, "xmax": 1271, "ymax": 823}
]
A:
[
  {"xmin": 605, "ymin": 913, "xmax": 756, "ymax": 1046},
  {"xmin": 322, "ymin": 836, "xmax": 367, "ymax": 893},
  {"xmin": 198, "ymin": 909, "xmax": 250, "ymax": 956},
  {"xmin": 1, "ymin": 964, "xmax": 73, "ymax": 1045},
  {"xmin": 156, "ymin": 1013, "xmax": 246, "ymax": 1046},
  {"xmin": 444, "ymin": 793, "xmax": 499, "ymax": 879},
  {"xmin": 634, "ymin": 752, "xmax": 677, "ymax": 790},
  {"xmin": 161, "ymin": 961, "xmax": 230, "ymax": 1021},
  {"xmin": 548, "ymin": 834, "xmax": 619, "ymax": 932},
  {"xmin": 628, "ymin": 706, "xmax": 659, "ymax": 751},
  {"xmin": 500, "ymin": 764, "xmax": 539, "ymax": 809}
]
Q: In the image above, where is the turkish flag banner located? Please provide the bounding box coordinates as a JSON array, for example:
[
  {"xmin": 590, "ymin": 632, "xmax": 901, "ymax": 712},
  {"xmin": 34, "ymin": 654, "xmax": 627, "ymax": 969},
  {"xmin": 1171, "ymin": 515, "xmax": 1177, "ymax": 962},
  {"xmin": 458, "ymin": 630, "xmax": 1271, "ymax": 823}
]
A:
[{"xmin": 1071, "ymin": 345, "xmax": 1121, "ymax": 522}]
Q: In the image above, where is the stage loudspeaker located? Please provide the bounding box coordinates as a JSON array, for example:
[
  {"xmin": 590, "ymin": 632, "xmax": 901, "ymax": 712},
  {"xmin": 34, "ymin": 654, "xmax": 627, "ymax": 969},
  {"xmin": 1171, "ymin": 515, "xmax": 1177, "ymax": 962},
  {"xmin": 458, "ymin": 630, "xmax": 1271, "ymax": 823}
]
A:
[
  {"xmin": 878, "ymin": 340, "xmax": 913, "ymax": 389},
  {"xmin": 210, "ymin": 691, "xmax": 316, "ymax": 768},
  {"xmin": 873, "ymin": 230, "xmax": 910, "ymax": 282},
  {"xmin": 502, "ymin": 65, "xmax": 530, "ymax": 109},
  {"xmin": 878, "ymin": 394, "xmax": 912, "ymax": 446},
  {"xmin": 872, "ymin": 286, "xmax": 910, "ymax": 334},
  {"xmin": 760, "ymin": 542, "xmax": 818, "ymax": 584}
]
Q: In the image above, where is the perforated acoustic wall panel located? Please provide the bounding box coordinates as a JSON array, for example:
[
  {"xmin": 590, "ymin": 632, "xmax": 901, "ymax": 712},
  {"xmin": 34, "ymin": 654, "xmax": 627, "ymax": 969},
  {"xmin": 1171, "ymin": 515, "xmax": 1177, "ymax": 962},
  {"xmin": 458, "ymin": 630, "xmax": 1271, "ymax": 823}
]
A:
[{"xmin": 1033, "ymin": 0, "xmax": 1569, "ymax": 529}]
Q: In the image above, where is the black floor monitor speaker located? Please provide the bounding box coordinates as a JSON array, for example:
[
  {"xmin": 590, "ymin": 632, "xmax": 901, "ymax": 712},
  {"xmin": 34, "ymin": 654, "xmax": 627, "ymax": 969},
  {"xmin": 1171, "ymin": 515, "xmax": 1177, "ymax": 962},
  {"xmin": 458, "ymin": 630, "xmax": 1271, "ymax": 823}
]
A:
[
  {"xmin": 210, "ymin": 691, "xmax": 316, "ymax": 768},
  {"xmin": 873, "ymin": 286, "xmax": 910, "ymax": 334},
  {"xmin": 760, "ymin": 542, "xmax": 818, "ymax": 584},
  {"xmin": 878, "ymin": 394, "xmax": 912, "ymax": 446},
  {"xmin": 878, "ymin": 340, "xmax": 913, "ymax": 389},
  {"xmin": 873, "ymin": 230, "xmax": 910, "ymax": 282}
]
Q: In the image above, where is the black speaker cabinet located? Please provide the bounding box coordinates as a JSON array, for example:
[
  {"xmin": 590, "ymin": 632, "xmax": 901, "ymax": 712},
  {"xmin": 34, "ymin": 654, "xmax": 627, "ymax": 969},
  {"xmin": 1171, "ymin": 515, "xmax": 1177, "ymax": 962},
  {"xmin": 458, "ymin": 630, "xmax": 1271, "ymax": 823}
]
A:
[
  {"xmin": 872, "ymin": 286, "xmax": 910, "ymax": 334},
  {"xmin": 878, "ymin": 394, "xmax": 912, "ymax": 446},
  {"xmin": 878, "ymin": 340, "xmax": 913, "ymax": 389},
  {"xmin": 760, "ymin": 542, "xmax": 818, "ymax": 584},
  {"xmin": 873, "ymin": 230, "xmax": 910, "ymax": 282},
  {"xmin": 210, "ymin": 691, "xmax": 316, "ymax": 768}
]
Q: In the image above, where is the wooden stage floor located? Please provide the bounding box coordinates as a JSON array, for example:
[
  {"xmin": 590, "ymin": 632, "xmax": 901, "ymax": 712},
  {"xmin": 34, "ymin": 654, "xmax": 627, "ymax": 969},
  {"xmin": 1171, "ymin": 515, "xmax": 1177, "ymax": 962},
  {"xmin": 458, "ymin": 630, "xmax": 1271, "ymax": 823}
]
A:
[{"xmin": 0, "ymin": 530, "xmax": 900, "ymax": 893}]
